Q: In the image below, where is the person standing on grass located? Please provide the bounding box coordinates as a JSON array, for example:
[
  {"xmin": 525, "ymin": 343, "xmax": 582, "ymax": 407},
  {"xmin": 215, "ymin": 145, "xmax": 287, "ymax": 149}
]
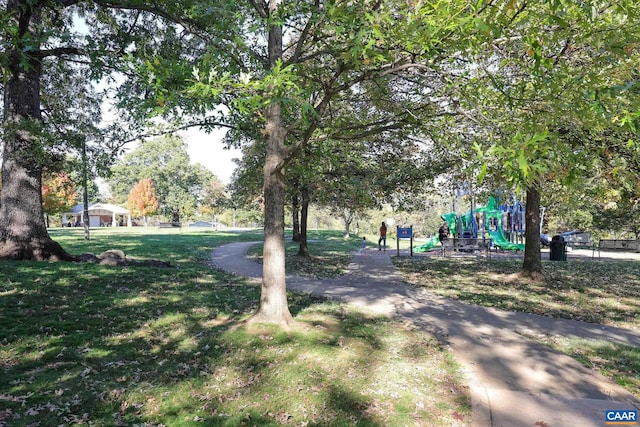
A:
[{"xmin": 378, "ymin": 222, "xmax": 387, "ymax": 251}]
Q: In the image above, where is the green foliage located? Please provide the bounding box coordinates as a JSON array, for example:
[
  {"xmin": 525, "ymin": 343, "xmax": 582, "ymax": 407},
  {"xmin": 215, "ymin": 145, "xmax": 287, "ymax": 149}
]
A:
[
  {"xmin": 108, "ymin": 135, "xmax": 215, "ymax": 221},
  {"xmin": 180, "ymin": 0, "xmax": 492, "ymax": 156},
  {"xmin": 456, "ymin": 1, "xmax": 640, "ymax": 191},
  {"xmin": 0, "ymin": 2, "xmax": 144, "ymax": 173},
  {"xmin": 591, "ymin": 186, "xmax": 640, "ymax": 239},
  {"xmin": 227, "ymin": 140, "xmax": 264, "ymax": 208}
]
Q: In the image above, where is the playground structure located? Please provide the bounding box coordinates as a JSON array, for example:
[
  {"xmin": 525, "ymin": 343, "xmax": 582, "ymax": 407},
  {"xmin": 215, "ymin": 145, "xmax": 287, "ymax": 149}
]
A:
[{"xmin": 415, "ymin": 196, "xmax": 526, "ymax": 253}]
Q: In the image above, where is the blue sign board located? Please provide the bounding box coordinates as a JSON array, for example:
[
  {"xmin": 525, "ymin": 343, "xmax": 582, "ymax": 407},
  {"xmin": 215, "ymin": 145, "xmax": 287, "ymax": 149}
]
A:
[{"xmin": 397, "ymin": 227, "xmax": 412, "ymax": 239}]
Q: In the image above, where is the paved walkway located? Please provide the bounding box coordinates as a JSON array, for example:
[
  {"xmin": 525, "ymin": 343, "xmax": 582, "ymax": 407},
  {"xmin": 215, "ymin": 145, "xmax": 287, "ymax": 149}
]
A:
[{"xmin": 211, "ymin": 242, "xmax": 640, "ymax": 427}]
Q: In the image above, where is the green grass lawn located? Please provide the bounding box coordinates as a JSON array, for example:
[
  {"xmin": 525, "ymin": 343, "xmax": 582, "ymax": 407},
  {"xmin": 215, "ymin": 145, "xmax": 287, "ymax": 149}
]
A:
[
  {"xmin": 393, "ymin": 256, "xmax": 640, "ymax": 398},
  {"xmin": 248, "ymin": 231, "xmax": 363, "ymax": 279},
  {"xmin": 393, "ymin": 257, "xmax": 640, "ymax": 329},
  {"xmin": 0, "ymin": 228, "xmax": 470, "ymax": 426}
]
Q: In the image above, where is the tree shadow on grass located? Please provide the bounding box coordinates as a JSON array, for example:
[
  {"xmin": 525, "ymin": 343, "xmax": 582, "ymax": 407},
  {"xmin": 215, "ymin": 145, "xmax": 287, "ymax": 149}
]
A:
[
  {"xmin": 0, "ymin": 261, "xmax": 451, "ymax": 426},
  {"xmin": 394, "ymin": 256, "xmax": 640, "ymax": 327}
]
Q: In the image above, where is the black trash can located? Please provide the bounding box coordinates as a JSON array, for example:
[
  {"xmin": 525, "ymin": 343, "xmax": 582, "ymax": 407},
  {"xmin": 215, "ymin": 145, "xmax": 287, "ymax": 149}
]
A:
[{"xmin": 549, "ymin": 235, "xmax": 567, "ymax": 261}]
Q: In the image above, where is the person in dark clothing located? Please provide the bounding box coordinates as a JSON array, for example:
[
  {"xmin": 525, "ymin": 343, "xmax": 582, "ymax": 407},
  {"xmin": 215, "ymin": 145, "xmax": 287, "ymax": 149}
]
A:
[
  {"xmin": 378, "ymin": 222, "xmax": 387, "ymax": 251},
  {"xmin": 438, "ymin": 222, "xmax": 450, "ymax": 255},
  {"xmin": 438, "ymin": 222, "xmax": 450, "ymax": 241}
]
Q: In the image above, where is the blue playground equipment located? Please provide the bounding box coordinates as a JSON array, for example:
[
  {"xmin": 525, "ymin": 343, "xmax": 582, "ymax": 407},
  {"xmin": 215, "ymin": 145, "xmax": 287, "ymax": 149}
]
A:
[{"xmin": 414, "ymin": 196, "xmax": 526, "ymax": 253}]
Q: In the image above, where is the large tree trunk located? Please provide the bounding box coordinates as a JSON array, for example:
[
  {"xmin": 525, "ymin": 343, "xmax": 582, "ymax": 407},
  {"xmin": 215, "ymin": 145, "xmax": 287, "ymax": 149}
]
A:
[
  {"xmin": 82, "ymin": 140, "xmax": 91, "ymax": 240},
  {"xmin": 521, "ymin": 185, "xmax": 543, "ymax": 279},
  {"xmin": 0, "ymin": 1, "xmax": 73, "ymax": 261},
  {"xmin": 297, "ymin": 185, "xmax": 310, "ymax": 257},
  {"xmin": 247, "ymin": 0, "xmax": 293, "ymax": 326},
  {"xmin": 249, "ymin": 102, "xmax": 293, "ymax": 326},
  {"xmin": 291, "ymin": 192, "xmax": 300, "ymax": 242},
  {"xmin": 342, "ymin": 209, "xmax": 353, "ymax": 238}
]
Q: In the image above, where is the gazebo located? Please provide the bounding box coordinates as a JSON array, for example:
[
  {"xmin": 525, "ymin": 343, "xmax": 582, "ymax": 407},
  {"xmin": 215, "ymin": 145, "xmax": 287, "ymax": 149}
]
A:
[{"xmin": 63, "ymin": 203, "xmax": 132, "ymax": 227}]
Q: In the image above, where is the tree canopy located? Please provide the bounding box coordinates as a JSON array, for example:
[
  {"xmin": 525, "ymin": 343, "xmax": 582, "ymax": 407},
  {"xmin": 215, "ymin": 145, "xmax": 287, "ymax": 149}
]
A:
[
  {"xmin": 127, "ymin": 178, "xmax": 159, "ymax": 224},
  {"xmin": 109, "ymin": 135, "xmax": 216, "ymax": 222},
  {"xmin": 1, "ymin": 0, "xmax": 639, "ymax": 325},
  {"xmin": 0, "ymin": 0, "xmax": 204, "ymax": 259},
  {"xmin": 42, "ymin": 172, "xmax": 78, "ymax": 225}
]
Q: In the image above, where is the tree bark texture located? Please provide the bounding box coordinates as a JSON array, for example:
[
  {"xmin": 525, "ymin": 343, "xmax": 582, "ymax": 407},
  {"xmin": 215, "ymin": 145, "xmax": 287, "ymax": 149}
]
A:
[
  {"xmin": 247, "ymin": 0, "xmax": 294, "ymax": 326},
  {"xmin": 342, "ymin": 210, "xmax": 353, "ymax": 238},
  {"xmin": 521, "ymin": 185, "xmax": 543, "ymax": 278},
  {"xmin": 0, "ymin": 1, "xmax": 73, "ymax": 260},
  {"xmin": 82, "ymin": 140, "xmax": 91, "ymax": 241},
  {"xmin": 249, "ymin": 101, "xmax": 294, "ymax": 326},
  {"xmin": 297, "ymin": 185, "xmax": 310, "ymax": 257},
  {"xmin": 291, "ymin": 193, "xmax": 300, "ymax": 242}
]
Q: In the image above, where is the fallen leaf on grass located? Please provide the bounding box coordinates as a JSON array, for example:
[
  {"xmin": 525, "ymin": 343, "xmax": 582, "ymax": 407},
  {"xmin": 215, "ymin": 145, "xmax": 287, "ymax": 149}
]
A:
[
  {"xmin": 269, "ymin": 411, "xmax": 292, "ymax": 423},
  {"xmin": 0, "ymin": 394, "xmax": 29, "ymax": 403},
  {"xmin": 25, "ymin": 405, "xmax": 43, "ymax": 416},
  {"xmin": 452, "ymin": 411, "xmax": 464, "ymax": 421},
  {"xmin": 110, "ymin": 388, "xmax": 126, "ymax": 399}
]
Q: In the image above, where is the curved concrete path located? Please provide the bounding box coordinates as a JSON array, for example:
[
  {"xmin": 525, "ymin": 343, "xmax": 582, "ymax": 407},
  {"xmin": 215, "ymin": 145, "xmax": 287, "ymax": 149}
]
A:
[{"xmin": 211, "ymin": 242, "xmax": 640, "ymax": 426}]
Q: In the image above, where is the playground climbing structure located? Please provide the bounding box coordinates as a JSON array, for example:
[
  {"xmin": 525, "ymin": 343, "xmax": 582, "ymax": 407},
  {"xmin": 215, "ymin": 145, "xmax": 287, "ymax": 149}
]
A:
[{"xmin": 415, "ymin": 196, "xmax": 526, "ymax": 253}]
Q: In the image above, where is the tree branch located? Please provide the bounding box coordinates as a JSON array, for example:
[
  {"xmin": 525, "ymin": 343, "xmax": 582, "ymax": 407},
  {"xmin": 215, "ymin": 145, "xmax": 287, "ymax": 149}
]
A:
[
  {"xmin": 288, "ymin": 0, "xmax": 321, "ymax": 63},
  {"xmin": 117, "ymin": 118, "xmax": 238, "ymax": 145},
  {"xmin": 94, "ymin": 0, "xmax": 215, "ymax": 45},
  {"xmin": 37, "ymin": 47, "xmax": 83, "ymax": 59},
  {"xmin": 53, "ymin": 0, "xmax": 80, "ymax": 6},
  {"xmin": 249, "ymin": 0, "xmax": 268, "ymax": 19}
]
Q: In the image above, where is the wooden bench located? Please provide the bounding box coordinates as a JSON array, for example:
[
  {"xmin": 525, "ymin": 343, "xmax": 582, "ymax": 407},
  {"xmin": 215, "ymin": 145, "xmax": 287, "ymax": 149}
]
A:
[
  {"xmin": 571, "ymin": 241, "xmax": 596, "ymax": 250},
  {"xmin": 158, "ymin": 222, "xmax": 182, "ymax": 229},
  {"xmin": 563, "ymin": 232, "xmax": 594, "ymax": 250},
  {"xmin": 558, "ymin": 232, "xmax": 597, "ymax": 257},
  {"xmin": 441, "ymin": 238, "xmax": 492, "ymax": 258},
  {"xmin": 596, "ymin": 239, "xmax": 640, "ymax": 258}
]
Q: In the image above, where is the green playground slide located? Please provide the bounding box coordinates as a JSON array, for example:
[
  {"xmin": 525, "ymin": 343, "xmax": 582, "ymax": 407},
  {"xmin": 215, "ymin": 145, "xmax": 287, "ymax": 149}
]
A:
[
  {"xmin": 414, "ymin": 234, "xmax": 441, "ymax": 253},
  {"xmin": 414, "ymin": 230, "xmax": 524, "ymax": 253},
  {"xmin": 414, "ymin": 212, "xmax": 457, "ymax": 253},
  {"xmin": 487, "ymin": 230, "xmax": 525, "ymax": 251},
  {"xmin": 413, "ymin": 202, "xmax": 525, "ymax": 253}
]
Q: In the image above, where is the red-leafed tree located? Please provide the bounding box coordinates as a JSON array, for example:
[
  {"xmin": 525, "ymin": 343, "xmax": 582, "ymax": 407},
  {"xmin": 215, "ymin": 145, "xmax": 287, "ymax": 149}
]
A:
[
  {"xmin": 42, "ymin": 173, "xmax": 78, "ymax": 228},
  {"xmin": 127, "ymin": 178, "xmax": 159, "ymax": 226}
]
